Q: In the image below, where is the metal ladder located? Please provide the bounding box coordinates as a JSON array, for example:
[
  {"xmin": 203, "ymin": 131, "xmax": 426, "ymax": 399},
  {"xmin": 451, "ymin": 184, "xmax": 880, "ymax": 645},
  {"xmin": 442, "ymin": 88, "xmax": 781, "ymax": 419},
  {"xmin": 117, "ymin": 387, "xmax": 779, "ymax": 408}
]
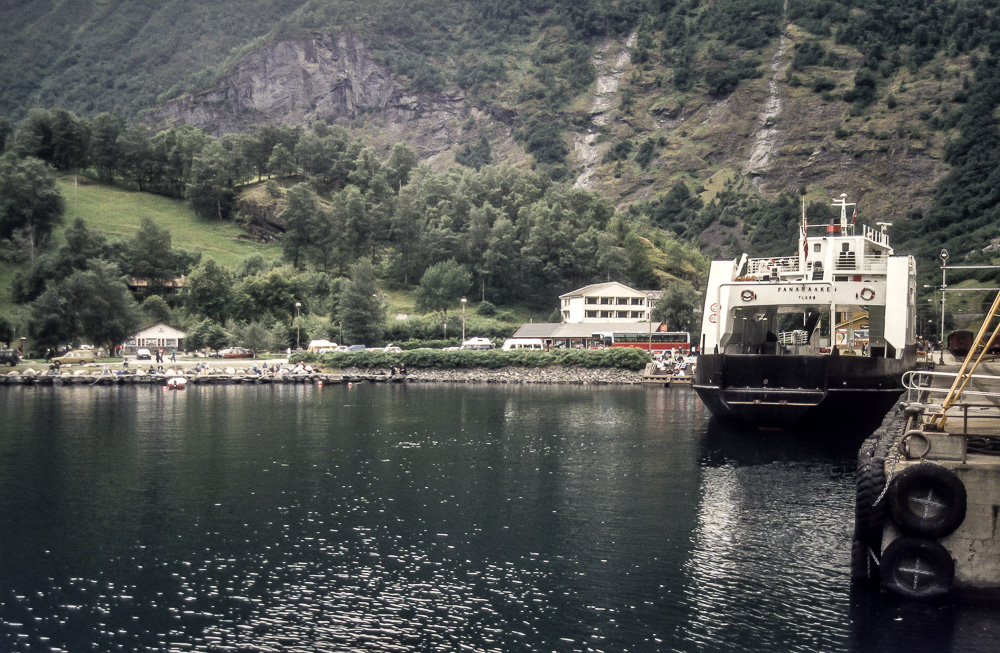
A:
[{"xmin": 928, "ymin": 290, "xmax": 1000, "ymax": 430}]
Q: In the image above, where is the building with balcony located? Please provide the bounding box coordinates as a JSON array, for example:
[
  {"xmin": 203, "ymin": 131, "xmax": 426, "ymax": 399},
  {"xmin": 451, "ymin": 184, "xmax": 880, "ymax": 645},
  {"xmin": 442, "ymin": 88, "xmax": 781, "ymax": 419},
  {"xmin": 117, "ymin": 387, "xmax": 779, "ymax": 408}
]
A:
[{"xmin": 559, "ymin": 282, "xmax": 661, "ymax": 324}]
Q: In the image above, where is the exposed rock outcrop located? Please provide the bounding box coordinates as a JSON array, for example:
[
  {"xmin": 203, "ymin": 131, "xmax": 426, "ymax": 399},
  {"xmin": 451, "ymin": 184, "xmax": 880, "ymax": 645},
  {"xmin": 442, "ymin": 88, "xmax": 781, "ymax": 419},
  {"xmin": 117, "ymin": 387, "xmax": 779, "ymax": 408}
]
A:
[{"xmin": 153, "ymin": 32, "xmax": 469, "ymax": 157}]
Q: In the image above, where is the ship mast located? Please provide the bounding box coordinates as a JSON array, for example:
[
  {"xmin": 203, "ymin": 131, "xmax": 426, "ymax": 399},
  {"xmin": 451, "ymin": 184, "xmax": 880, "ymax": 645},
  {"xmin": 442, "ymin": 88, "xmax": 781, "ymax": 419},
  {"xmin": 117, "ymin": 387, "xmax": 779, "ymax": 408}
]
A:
[{"xmin": 831, "ymin": 193, "xmax": 856, "ymax": 236}]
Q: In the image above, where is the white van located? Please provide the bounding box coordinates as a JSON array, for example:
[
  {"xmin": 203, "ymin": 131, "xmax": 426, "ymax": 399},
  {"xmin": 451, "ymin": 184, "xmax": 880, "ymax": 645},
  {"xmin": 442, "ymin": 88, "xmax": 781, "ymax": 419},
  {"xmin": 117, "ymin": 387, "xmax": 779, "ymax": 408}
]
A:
[
  {"xmin": 460, "ymin": 337, "xmax": 494, "ymax": 350},
  {"xmin": 501, "ymin": 338, "xmax": 545, "ymax": 351}
]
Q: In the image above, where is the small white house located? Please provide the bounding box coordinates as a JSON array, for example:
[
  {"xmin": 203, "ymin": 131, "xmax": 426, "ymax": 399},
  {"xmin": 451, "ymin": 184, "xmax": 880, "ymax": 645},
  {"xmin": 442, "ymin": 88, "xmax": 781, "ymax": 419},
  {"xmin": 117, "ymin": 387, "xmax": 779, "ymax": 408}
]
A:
[
  {"xmin": 308, "ymin": 339, "xmax": 337, "ymax": 353},
  {"xmin": 559, "ymin": 282, "xmax": 661, "ymax": 324},
  {"xmin": 127, "ymin": 322, "xmax": 187, "ymax": 352}
]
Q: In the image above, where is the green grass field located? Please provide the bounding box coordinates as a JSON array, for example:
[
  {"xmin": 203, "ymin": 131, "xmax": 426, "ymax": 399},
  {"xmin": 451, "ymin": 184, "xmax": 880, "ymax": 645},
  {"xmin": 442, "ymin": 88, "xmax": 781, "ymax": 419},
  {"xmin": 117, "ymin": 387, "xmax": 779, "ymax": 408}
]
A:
[{"xmin": 56, "ymin": 175, "xmax": 281, "ymax": 269}]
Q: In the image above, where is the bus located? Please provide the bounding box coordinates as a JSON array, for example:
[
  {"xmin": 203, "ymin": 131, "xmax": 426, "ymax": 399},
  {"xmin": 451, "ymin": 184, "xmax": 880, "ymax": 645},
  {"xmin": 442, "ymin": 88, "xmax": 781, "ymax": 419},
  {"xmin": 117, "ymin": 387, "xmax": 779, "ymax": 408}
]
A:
[{"xmin": 593, "ymin": 331, "xmax": 691, "ymax": 354}]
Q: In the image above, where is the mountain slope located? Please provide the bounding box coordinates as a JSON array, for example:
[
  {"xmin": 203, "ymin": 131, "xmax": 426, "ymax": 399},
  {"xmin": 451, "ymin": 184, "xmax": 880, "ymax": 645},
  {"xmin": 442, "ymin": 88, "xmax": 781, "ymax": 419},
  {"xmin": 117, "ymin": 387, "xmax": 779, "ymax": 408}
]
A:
[{"xmin": 3, "ymin": 1, "xmax": 999, "ymax": 277}]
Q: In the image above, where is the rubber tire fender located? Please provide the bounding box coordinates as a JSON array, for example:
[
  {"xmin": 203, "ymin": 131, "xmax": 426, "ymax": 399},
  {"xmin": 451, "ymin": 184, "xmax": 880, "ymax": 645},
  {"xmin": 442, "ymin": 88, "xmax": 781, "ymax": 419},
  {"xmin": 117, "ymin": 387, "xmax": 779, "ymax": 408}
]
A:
[
  {"xmin": 880, "ymin": 536, "xmax": 954, "ymax": 599},
  {"xmin": 887, "ymin": 463, "xmax": 967, "ymax": 539},
  {"xmin": 855, "ymin": 456, "xmax": 887, "ymax": 546}
]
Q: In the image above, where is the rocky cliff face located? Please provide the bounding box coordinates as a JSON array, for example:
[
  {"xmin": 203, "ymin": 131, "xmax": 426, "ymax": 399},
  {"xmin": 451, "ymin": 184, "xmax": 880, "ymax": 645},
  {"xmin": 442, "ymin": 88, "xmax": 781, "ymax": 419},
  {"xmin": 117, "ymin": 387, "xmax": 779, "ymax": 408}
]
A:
[{"xmin": 154, "ymin": 33, "xmax": 471, "ymax": 158}]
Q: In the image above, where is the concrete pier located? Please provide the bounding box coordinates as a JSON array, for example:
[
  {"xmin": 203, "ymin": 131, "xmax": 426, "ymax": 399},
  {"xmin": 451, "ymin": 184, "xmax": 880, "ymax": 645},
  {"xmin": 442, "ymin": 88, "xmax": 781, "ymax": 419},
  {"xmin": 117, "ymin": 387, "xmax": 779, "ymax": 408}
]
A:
[{"xmin": 857, "ymin": 358, "xmax": 1000, "ymax": 597}]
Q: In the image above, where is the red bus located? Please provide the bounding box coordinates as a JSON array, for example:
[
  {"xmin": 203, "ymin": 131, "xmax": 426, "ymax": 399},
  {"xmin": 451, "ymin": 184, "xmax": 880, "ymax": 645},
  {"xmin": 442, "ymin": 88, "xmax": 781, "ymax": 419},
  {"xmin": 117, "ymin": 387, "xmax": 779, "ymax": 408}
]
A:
[{"xmin": 593, "ymin": 331, "xmax": 691, "ymax": 354}]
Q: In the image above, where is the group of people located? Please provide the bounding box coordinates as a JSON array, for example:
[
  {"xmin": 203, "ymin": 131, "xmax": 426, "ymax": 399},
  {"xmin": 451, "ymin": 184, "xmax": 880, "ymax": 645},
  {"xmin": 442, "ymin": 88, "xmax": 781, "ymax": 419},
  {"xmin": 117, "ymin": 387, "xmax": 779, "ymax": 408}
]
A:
[
  {"xmin": 389, "ymin": 363, "xmax": 408, "ymax": 376},
  {"xmin": 152, "ymin": 348, "xmax": 176, "ymax": 364},
  {"xmin": 653, "ymin": 351, "xmax": 693, "ymax": 376}
]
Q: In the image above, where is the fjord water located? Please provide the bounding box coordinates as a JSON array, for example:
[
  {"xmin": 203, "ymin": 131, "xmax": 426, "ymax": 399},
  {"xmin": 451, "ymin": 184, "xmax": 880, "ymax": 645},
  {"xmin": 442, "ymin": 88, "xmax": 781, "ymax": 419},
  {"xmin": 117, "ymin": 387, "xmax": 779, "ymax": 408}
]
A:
[{"xmin": 1, "ymin": 384, "xmax": 998, "ymax": 652}]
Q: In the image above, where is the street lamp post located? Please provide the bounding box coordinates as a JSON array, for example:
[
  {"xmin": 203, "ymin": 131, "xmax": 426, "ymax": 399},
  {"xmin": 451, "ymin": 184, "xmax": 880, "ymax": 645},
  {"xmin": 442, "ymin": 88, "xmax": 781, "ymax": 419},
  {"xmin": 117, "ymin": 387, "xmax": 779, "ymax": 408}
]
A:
[
  {"xmin": 461, "ymin": 297, "xmax": 467, "ymax": 342},
  {"xmin": 647, "ymin": 293, "xmax": 654, "ymax": 355},
  {"xmin": 295, "ymin": 302, "xmax": 302, "ymax": 351},
  {"xmin": 940, "ymin": 249, "xmax": 948, "ymax": 364}
]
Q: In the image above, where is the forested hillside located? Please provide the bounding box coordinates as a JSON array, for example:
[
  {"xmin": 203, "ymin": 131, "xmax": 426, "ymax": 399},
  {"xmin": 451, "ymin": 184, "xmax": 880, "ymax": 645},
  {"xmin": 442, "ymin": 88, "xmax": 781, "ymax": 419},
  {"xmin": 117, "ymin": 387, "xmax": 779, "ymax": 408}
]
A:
[{"xmin": 3, "ymin": 0, "xmax": 1000, "ymax": 350}]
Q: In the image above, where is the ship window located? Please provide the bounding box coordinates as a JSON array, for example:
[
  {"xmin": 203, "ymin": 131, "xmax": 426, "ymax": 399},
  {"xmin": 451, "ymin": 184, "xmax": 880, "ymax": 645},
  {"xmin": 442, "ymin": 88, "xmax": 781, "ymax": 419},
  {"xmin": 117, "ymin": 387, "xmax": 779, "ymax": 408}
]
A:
[
  {"xmin": 813, "ymin": 244, "xmax": 821, "ymax": 252},
  {"xmin": 842, "ymin": 243, "xmax": 850, "ymax": 252}
]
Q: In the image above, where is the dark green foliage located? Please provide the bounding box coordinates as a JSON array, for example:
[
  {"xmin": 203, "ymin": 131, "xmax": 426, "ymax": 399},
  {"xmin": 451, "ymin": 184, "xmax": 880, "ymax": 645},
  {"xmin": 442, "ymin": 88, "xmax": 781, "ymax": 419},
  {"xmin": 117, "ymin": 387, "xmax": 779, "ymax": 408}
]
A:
[
  {"xmin": 476, "ymin": 300, "xmax": 497, "ymax": 317},
  {"xmin": 898, "ymin": 52, "xmax": 1000, "ymax": 287},
  {"xmin": 455, "ymin": 136, "xmax": 492, "ymax": 171},
  {"xmin": 416, "ymin": 259, "xmax": 473, "ymax": 317},
  {"xmin": 186, "ymin": 318, "xmax": 229, "ymax": 352},
  {"xmin": 812, "ymin": 77, "xmax": 837, "ymax": 93},
  {"xmin": 704, "ymin": 56, "xmax": 763, "ymax": 97},
  {"xmin": 603, "ymin": 139, "xmax": 634, "ymax": 164},
  {"xmin": 699, "ymin": 0, "xmax": 784, "ymax": 48},
  {"xmin": 337, "ymin": 257, "xmax": 387, "ymax": 346},
  {"xmin": 649, "ymin": 181, "xmax": 704, "ymax": 237},
  {"xmin": 523, "ymin": 119, "xmax": 569, "ymax": 166},
  {"xmin": 635, "ymin": 138, "xmax": 656, "ymax": 168},
  {"xmin": 124, "ymin": 217, "xmax": 198, "ymax": 288},
  {"xmin": 843, "ymin": 69, "xmax": 879, "ymax": 108},
  {"xmin": 29, "ymin": 260, "xmax": 143, "ymax": 350},
  {"xmin": 0, "ymin": 152, "xmax": 65, "ymax": 249},
  {"xmin": 317, "ymin": 345, "xmax": 649, "ymax": 371}
]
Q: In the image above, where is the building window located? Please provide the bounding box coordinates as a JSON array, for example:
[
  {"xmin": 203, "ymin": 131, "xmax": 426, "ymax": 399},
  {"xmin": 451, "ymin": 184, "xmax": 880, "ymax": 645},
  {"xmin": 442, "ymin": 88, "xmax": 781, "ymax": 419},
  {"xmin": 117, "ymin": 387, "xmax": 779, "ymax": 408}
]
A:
[
  {"xmin": 601, "ymin": 311, "xmax": 612, "ymax": 318},
  {"xmin": 616, "ymin": 297, "xmax": 628, "ymax": 305},
  {"xmin": 586, "ymin": 297, "xmax": 597, "ymax": 305},
  {"xmin": 586, "ymin": 310, "xmax": 598, "ymax": 318},
  {"xmin": 601, "ymin": 297, "xmax": 612, "ymax": 305},
  {"xmin": 631, "ymin": 298, "xmax": 643, "ymax": 305}
]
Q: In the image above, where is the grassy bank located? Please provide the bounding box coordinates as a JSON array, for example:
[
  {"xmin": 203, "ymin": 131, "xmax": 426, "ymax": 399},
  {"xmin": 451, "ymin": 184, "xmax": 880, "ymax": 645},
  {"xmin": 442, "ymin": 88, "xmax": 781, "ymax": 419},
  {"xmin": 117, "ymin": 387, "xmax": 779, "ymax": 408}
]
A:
[{"xmin": 55, "ymin": 175, "xmax": 281, "ymax": 268}]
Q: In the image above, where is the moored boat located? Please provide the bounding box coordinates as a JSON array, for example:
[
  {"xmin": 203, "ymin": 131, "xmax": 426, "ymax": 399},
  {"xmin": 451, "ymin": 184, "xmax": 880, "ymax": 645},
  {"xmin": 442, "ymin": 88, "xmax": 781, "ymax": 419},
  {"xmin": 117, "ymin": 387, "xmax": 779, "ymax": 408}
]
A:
[{"xmin": 693, "ymin": 194, "xmax": 918, "ymax": 429}]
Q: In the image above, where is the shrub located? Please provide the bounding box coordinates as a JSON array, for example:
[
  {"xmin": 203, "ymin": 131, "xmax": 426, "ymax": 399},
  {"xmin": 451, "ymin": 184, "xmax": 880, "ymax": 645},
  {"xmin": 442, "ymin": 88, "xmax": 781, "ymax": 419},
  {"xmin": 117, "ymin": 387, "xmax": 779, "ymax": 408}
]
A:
[{"xmin": 316, "ymin": 347, "xmax": 650, "ymax": 371}]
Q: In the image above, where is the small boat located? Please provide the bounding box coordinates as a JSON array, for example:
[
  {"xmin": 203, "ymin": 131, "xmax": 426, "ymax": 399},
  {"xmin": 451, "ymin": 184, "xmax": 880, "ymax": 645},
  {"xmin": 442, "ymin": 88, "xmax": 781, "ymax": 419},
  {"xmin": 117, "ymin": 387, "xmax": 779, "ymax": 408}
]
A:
[
  {"xmin": 167, "ymin": 376, "xmax": 187, "ymax": 389},
  {"xmin": 693, "ymin": 194, "xmax": 918, "ymax": 430}
]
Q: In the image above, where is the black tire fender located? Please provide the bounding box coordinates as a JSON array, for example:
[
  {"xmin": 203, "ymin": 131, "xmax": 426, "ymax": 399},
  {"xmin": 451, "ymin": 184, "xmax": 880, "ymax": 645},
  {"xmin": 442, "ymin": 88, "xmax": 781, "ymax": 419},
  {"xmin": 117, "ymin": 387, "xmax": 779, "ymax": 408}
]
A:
[
  {"xmin": 850, "ymin": 536, "xmax": 879, "ymax": 583},
  {"xmin": 855, "ymin": 457, "xmax": 887, "ymax": 546},
  {"xmin": 880, "ymin": 536, "xmax": 955, "ymax": 599},
  {"xmin": 888, "ymin": 463, "xmax": 967, "ymax": 539}
]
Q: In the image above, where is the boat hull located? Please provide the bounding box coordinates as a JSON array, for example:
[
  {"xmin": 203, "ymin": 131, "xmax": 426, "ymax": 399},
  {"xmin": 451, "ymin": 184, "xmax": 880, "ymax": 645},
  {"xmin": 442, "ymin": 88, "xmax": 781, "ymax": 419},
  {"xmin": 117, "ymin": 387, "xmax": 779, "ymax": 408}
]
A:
[{"xmin": 693, "ymin": 349, "xmax": 917, "ymax": 430}]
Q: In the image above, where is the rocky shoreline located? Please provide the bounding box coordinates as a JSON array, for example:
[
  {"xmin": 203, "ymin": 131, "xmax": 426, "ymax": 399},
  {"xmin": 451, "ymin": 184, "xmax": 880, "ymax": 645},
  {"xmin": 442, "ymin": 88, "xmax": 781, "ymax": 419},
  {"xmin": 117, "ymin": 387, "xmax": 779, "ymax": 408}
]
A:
[{"xmin": 1, "ymin": 365, "xmax": 647, "ymax": 386}]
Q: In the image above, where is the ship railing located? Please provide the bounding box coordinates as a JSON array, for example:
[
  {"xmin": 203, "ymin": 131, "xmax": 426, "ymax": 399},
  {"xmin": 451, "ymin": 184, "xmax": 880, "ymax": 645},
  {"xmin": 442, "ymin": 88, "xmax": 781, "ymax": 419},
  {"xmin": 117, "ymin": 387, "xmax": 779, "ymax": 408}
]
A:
[
  {"xmin": 746, "ymin": 256, "xmax": 800, "ymax": 277},
  {"xmin": 902, "ymin": 369, "xmax": 1000, "ymax": 439}
]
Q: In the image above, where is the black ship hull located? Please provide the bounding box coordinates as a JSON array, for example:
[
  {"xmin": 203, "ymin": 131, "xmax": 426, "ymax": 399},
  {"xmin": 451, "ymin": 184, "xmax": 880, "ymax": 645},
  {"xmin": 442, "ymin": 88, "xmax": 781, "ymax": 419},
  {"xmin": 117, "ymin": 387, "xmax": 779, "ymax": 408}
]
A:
[{"xmin": 693, "ymin": 347, "xmax": 917, "ymax": 430}]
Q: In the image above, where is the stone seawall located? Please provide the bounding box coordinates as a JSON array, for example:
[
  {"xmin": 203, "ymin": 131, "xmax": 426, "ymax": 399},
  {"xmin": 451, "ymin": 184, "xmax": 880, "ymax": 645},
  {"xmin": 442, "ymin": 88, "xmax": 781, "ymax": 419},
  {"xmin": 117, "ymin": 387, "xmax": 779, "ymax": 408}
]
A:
[{"xmin": 1, "ymin": 366, "xmax": 646, "ymax": 387}]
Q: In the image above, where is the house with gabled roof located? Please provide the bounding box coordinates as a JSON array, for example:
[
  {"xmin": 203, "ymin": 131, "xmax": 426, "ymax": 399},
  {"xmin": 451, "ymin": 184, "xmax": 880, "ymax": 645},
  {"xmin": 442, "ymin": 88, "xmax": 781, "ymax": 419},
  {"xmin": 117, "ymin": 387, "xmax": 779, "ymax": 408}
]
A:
[{"xmin": 126, "ymin": 322, "xmax": 187, "ymax": 352}]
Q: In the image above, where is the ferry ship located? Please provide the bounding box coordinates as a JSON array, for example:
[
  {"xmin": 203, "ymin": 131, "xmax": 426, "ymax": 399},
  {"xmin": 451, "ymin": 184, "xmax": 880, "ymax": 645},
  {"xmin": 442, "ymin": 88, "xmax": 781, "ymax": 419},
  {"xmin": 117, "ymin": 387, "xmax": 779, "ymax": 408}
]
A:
[{"xmin": 693, "ymin": 195, "xmax": 918, "ymax": 429}]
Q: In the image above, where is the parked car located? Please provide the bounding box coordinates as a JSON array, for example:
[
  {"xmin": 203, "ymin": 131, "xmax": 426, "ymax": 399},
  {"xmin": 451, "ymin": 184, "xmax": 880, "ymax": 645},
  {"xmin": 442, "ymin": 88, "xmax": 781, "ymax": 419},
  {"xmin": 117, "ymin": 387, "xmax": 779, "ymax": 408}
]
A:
[
  {"xmin": 347, "ymin": 344, "xmax": 367, "ymax": 352},
  {"xmin": 221, "ymin": 347, "xmax": 253, "ymax": 358},
  {"xmin": 51, "ymin": 349, "xmax": 95, "ymax": 365},
  {"xmin": 1, "ymin": 349, "xmax": 20, "ymax": 366},
  {"xmin": 136, "ymin": 348, "xmax": 152, "ymax": 360},
  {"xmin": 382, "ymin": 344, "xmax": 403, "ymax": 353}
]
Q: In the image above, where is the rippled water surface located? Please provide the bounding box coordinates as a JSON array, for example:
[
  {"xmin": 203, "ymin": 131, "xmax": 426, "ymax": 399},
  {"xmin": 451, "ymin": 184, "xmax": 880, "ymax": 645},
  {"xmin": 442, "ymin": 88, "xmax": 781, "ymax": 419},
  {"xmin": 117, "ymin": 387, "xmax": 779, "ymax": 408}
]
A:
[{"xmin": 2, "ymin": 384, "xmax": 998, "ymax": 652}]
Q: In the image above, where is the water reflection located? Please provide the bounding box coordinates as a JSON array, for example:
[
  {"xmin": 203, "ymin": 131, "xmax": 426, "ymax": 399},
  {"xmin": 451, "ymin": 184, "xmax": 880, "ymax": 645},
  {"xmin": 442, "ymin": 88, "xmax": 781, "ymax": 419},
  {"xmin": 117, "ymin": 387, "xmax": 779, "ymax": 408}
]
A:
[{"xmin": 0, "ymin": 385, "xmax": 998, "ymax": 652}]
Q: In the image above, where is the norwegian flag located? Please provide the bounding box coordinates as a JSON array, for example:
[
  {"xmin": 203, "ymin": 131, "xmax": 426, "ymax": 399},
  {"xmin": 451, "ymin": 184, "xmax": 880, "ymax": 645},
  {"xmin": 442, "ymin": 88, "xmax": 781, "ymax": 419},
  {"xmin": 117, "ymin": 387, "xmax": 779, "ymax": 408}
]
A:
[
  {"xmin": 802, "ymin": 222, "xmax": 808, "ymax": 261},
  {"xmin": 852, "ymin": 206, "xmax": 858, "ymax": 225}
]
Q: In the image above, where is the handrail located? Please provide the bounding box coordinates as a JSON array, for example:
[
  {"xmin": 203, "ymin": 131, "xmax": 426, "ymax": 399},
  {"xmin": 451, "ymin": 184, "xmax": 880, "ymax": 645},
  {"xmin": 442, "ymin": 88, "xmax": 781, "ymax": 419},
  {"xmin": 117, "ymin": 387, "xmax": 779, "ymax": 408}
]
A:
[{"xmin": 903, "ymin": 370, "xmax": 1000, "ymax": 396}]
